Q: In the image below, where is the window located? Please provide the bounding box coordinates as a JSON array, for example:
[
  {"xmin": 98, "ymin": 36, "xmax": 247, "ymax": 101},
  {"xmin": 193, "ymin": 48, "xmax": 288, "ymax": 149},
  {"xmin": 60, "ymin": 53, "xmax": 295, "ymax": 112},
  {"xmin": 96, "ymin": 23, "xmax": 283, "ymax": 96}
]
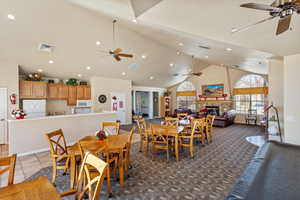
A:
[
  {"xmin": 234, "ymin": 75, "xmax": 266, "ymax": 115},
  {"xmin": 177, "ymin": 81, "xmax": 196, "ymax": 111}
]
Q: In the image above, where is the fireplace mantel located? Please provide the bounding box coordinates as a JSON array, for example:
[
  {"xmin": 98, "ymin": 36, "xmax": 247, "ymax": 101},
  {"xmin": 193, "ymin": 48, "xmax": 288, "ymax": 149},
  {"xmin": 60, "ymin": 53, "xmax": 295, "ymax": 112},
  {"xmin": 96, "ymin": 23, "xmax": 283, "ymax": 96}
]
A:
[{"xmin": 196, "ymin": 100, "xmax": 232, "ymax": 104}]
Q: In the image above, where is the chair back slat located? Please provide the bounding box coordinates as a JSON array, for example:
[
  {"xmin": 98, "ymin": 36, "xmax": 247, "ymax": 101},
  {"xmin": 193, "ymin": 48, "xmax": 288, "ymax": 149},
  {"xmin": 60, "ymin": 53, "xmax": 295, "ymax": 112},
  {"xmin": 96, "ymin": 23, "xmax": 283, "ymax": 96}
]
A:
[
  {"xmin": 102, "ymin": 122, "xmax": 120, "ymax": 135},
  {"xmin": 46, "ymin": 129, "xmax": 68, "ymax": 156},
  {"xmin": 76, "ymin": 153, "xmax": 108, "ymax": 200},
  {"xmin": 151, "ymin": 124, "xmax": 168, "ymax": 143},
  {"xmin": 164, "ymin": 117, "xmax": 179, "ymax": 127},
  {"xmin": 0, "ymin": 154, "xmax": 16, "ymax": 186},
  {"xmin": 177, "ymin": 113, "xmax": 188, "ymax": 119}
]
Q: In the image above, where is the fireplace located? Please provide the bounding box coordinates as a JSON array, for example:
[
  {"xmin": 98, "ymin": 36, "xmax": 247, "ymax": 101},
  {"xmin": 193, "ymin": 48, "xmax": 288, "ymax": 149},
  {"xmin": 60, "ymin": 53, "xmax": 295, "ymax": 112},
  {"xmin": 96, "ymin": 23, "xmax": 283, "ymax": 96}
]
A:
[{"xmin": 206, "ymin": 106, "xmax": 220, "ymax": 116}]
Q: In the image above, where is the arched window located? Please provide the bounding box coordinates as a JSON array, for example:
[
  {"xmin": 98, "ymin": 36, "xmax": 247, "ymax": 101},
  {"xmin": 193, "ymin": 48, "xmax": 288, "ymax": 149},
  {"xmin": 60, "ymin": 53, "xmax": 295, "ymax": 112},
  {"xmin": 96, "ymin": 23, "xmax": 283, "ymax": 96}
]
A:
[
  {"xmin": 235, "ymin": 74, "xmax": 266, "ymax": 88},
  {"xmin": 234, "ymin": 74, "xmax": 267, "ymax": 115},
  {"xmin": 177, "ymin": 81, "xmax": 196, "ymax": 111}
]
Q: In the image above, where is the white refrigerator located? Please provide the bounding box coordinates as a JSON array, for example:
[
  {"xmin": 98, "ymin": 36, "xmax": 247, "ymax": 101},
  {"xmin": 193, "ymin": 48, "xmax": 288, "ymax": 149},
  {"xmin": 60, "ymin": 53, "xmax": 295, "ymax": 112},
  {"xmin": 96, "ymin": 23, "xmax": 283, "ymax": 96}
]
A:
[{"xmin": 23, "ymin": 100, "xmax": 47, "ymax": 118}]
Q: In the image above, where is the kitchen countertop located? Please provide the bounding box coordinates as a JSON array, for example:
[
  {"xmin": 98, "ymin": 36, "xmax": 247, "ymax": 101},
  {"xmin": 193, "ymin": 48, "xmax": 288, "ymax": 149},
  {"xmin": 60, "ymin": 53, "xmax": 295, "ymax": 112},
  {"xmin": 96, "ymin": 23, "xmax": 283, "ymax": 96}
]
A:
[{"xmin": 8, "ymin": 111, "xmax": 116, "ymax": 122}]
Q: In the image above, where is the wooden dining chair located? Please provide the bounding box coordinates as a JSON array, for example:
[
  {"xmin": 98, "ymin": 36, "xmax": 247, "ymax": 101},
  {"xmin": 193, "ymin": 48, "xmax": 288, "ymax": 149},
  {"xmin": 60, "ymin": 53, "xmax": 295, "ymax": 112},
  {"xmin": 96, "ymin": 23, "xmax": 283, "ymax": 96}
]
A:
[
  {"xmin": 136, "ymin": 118, "xmax": 152, "ymax": 153},
  {"xmin": 0, "ymin": 154, "xmax": 16, "ymax": 186},
  {"xmin": 60, "ymin": 152, "xmax": 110, "ymax": 200},
  {"xmin": 192, "ymin": 118, "xmax": 206, "ymax": 146},
  {"xmin": 45, "ymin": 129, "xmax": 72, "ymax": 185},
  {"xmin": 164, "ymin": 117, "xmax": 179, "ymax": 127},
  {"xmin": 102, "ymin": 122, "xmax": 120, "ymax": 135},
  {"xmin": 78, "ymin": 140, "xmax": 118, "ymax": 181},
  {"xmin": 151, "ymin": 124, "xmax": 170, "ymax": 161},
  {"xmin": 177, "ymin": 113, "xmax": 188, "ymax": 119},
  {"xmin": 206, "ymin": 115, "xmax": 216, "ymax": 143},
  {"xmin": 121, "ymin": 127, "xmax": 135, "ymax": 176},
  {"xmin": 179, "ymin": 121, "xmax": 198, "ymax": 158}
]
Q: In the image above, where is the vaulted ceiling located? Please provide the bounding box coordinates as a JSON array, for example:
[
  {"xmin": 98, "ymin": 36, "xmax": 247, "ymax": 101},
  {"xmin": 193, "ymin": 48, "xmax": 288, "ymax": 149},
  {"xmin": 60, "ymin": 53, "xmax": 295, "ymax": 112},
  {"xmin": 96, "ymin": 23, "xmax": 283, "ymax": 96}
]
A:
[{"xmin": 1, "ymin": 0, "xmax": 298, "ymax": 87}]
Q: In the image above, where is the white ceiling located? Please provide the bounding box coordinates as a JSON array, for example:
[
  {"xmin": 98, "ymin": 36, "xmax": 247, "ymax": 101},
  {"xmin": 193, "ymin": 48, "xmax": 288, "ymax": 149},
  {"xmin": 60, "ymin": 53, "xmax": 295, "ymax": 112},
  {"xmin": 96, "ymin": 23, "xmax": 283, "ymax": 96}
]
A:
[
  {"xmin": 0, "ymin": 0, "xmax": 199, "ymax": 88},
  {"xmin": 67, "ymin": 0, "xmax": 281, "ymax": 74},
  {"xmin": 2, "ymin": 0, "xmax": 297, "ymax": 88}
]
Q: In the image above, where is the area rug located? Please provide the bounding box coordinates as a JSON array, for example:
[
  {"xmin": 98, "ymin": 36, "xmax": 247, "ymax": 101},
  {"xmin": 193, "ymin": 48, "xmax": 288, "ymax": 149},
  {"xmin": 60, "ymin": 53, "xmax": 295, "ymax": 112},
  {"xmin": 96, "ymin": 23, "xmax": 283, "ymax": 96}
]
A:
[{"xmin": 27, "ymin": 125, "xmax": 262, "ymax": 200}]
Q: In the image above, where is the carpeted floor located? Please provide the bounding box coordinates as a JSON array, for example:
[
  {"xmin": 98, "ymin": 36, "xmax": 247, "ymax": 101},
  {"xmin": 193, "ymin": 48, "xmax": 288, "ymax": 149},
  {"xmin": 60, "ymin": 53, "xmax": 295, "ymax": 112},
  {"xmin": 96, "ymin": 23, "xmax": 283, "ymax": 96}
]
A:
[{"xmin": 27, "ymin": 124, "xmax": 263, "ymax": 200}]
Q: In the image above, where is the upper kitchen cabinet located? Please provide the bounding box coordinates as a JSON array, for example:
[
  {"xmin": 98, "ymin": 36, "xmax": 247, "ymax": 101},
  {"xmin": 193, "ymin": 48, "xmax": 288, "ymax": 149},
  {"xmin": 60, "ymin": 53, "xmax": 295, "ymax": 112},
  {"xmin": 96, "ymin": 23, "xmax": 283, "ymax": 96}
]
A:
[
  {"xmin": 20, "ymin": 81, "xmax": 47, "ymax": 99},
  {"xmin": 77, "ymin": 85, "xmax": 91, "ymax": 100},
  {"xmin": 67, "ymin": 86, "xmax": 77, "ymax": 106},
  {"xmin": 48, "ymin": 84, "xmax": 69, "ymax": 100}
]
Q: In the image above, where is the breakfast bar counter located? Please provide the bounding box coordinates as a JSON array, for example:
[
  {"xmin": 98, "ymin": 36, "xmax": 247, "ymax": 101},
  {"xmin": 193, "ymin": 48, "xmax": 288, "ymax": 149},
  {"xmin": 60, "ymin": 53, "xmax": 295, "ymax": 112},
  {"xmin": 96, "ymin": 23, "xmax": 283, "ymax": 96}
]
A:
[{"xmin": 8, "ymin": 112, "xmax": 117, "ymax": 155}]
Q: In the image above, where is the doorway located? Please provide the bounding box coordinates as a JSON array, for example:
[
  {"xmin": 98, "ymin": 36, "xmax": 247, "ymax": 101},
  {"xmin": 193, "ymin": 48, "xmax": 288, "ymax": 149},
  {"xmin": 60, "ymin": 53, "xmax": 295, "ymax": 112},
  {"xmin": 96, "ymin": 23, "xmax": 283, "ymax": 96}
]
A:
[
  {"xmin": 111, "ymin": 92, "xmax": 126, "ymax": 124},
  {"xmin": 0, "ymin": 88, "xmax": 8, "ymax": 144},
  {"xmin": 135, "ymin": 91, "xmax": 150, "ymax": 118},
  {"xmin": 153, "ymin": 92, "xmax": 159, "ymax": 118}
]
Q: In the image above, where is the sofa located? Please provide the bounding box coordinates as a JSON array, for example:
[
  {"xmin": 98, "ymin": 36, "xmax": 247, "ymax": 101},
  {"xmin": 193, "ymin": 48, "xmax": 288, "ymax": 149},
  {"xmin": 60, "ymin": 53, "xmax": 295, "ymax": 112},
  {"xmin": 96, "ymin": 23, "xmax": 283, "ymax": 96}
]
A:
[{"xmin": 213, "ymin": 110, "xmax": 236, "ymax": 127}]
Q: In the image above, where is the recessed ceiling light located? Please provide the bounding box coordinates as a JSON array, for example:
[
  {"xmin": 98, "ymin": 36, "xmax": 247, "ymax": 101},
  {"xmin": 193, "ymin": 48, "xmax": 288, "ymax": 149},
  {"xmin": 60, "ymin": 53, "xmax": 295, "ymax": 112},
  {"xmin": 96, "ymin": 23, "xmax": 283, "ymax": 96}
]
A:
[
  {"xmin": 122, "ymin": 72, "xmax": 126, "ymax": 76},
  {"xmin": 141, "ymin": 55, "xmax": 147, "ymax": 59},
  {"xmin": 149, "ymin": 76, "xmax": 154, "ymax": 80},
  {"xmin": 170, "ymin": 63, "xmax": 174, "ymax": 67},
  {"xmin": 7, "ymin": 14, "xmax": 15, "ymax": 20},
  {"xmin": 49, "ymin": 60, "xmax": 54, "ymax": 64},
  {"xmin": 37, "ymin": 69, "xmax": 43, "ymax": 72},
  {"xmin": 226, "ymin": 48, "xmax": 232, "ymax": 51},
  {"xmin": 178, "ymin": 42, "xmax": 184, "ymax": 46},
  {"xmin": 77, "ymin": 74, "xmax": 82, "ymax": 77},
  {"xmin": 86, "ymin": 66, "xmax": 91, "ymax": 70},
  {"xmin": 205, "ymin": 55, "xmax": 209, "ymax": 59},
  {"xmin": 96, "ymin": 41, "xmax": 101, "ymax": 46},
  {"xmin": 132, "ymin": 19, "xmax": 137, "ymax": 23}
]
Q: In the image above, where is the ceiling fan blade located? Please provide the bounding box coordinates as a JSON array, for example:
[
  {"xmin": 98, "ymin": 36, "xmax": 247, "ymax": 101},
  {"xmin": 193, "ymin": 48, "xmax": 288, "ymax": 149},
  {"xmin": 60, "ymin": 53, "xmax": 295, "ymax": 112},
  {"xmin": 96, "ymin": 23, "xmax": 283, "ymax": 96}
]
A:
[
  {"xmin": 192, "ymin": 72, "xmax": 203, "ymax": 76},
  {"xmin": 114, "ymin": 55, "xmax": 121, "ymax": 61},
  {"xmin": 241, "ymin": 3, "xmax": 280, "ymax": 11},
  {"xmin": 276, "ymin": 15, "xmax": 292, "ymax": 35},
  {"xmin": 232, "ymin": 16, "xmax": 277, "ymax": 34},
  {"xmin": 113, "ymin": 48, "xmax": 123, "ymax": 54},
  {"xmin": 118, "ymin": 53, "xmax": 134, "ymax": 58}
]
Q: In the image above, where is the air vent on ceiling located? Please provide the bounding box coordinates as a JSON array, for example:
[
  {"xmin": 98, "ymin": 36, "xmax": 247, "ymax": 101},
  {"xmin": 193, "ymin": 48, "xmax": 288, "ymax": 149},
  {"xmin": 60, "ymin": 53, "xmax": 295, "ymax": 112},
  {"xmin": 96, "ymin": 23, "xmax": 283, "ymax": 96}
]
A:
[
  {"xmin": 38, "ymin": 43, "xmax": 54, "ymax": 53},
  {"xmin": 198, "ymin": 45, "xmax": 211, "ymax": 50}
]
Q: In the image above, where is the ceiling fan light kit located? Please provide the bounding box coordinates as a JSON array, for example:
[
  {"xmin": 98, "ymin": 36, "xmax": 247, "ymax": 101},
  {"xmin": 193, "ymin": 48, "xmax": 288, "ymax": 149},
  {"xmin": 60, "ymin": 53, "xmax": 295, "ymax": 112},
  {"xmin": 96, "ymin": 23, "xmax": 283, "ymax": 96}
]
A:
[{"xmin": 234, "ymin": 0, "xmax": 300, "ymax": 35}]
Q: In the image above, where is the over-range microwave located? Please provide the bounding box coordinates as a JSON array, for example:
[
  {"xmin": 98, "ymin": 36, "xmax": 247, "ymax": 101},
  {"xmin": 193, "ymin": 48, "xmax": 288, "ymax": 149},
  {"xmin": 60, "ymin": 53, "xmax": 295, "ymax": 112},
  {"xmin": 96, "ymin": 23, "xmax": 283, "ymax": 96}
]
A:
[{"xmin": 76, "ymin": 100, "xmax": 92, "ymax": 108}]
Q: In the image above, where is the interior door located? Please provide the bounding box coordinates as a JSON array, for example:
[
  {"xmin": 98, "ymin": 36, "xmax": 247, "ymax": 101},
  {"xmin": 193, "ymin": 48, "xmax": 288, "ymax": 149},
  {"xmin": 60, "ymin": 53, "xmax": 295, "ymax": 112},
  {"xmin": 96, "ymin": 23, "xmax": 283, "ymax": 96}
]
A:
[
  {"xmin": 111, "ymin": 92, "xmax": 126, "ymax": 124},
  {"xmin": 0, "ymin": 88, "xmax": 7, "ymax": 144}
]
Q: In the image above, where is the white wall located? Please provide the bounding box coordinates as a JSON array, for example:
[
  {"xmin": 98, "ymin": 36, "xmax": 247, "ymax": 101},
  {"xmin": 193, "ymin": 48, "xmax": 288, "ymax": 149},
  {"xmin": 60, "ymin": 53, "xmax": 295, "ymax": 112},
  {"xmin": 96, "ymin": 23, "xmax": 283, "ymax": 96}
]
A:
[
  {"xmin": 8, "ymin": 112, "xmax": 116, "ymax": 155},
  {"xmin": 268, "ymin": 58, "xmax": 284, "ymax": 132},
  {"xmin": 0, "ymin": 62, "xmax": 19, "ymax": 119},
  {"xmin": 284, "ymin": 54, "xmax": 300, "ymax": 145},
  {"xmin": 91, "ymin": 76, "xmax": 132, "ymax": 124}
]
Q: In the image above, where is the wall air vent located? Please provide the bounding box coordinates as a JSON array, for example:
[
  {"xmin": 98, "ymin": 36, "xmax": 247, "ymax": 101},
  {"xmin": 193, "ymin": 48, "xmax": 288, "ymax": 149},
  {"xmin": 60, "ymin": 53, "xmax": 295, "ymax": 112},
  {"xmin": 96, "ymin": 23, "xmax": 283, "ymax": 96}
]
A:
[
  {"xmin": 38, "ymin": 43, "xmax": 54, "ymax": 53},
  {"xmin": 198, "ymin": 45, "xmax": 211, "ymax": 50}
]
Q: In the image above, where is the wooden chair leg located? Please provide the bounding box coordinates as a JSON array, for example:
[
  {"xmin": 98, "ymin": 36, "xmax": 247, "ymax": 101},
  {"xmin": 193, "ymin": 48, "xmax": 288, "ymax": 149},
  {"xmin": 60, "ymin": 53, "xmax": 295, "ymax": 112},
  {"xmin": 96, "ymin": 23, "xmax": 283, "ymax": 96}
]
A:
[
  {"xmin": 166, "ymin": 149, "xmax": 169, "ymax": 162},
  {"xmin": 139, "ymin": 136, "xmax": 143, "ymax": 152},
  {"xmin": 51, "ymin": 161, "xmax": 57, "ymax": 184},
  {"xmin": 190, "ymin": 144, "xmax": 194, "ymax": 158}
]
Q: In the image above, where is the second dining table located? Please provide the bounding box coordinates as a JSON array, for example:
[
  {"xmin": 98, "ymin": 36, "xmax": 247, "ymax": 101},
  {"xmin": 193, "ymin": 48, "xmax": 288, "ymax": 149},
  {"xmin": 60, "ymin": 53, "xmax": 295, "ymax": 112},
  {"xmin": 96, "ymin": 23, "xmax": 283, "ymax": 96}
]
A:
[{"xmin": 68, "ymin": 134, "xmax": 129, "ymax": 190}]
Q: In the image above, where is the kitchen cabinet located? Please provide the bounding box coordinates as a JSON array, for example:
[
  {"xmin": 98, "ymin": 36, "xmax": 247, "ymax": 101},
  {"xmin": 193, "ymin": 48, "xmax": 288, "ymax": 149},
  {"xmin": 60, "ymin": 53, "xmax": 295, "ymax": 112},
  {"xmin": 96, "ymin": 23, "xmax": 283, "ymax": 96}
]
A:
[
  {"xmin": 67, "ymin": 86, "xmax": 77, "ymax": 106},
  {"xmin": 76, "ymin": 85, "xmax": 91, "ymax": 100},
  {"xmin": 48, "ymin": 84, "xmax": 68, "ymax": 100},
  {"xmin": 20, "ymin": 81, "xmax": 47, "ymax": 99},
  {"xmin": 58, "ymin": 84, "xmax": 68, "ymax": 100},
  {"xmin": 47, "ymin": 84, "xmax": 59, "ymax": 100}
]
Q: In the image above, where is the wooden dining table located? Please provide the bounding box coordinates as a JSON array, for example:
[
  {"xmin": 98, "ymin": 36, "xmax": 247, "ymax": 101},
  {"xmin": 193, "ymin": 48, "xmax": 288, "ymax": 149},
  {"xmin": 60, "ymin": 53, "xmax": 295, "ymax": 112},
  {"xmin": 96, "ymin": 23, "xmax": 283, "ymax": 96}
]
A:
[
  {"xmin": 0, "ymin": 176, "xmax": 61, "ymax": 200},
  {"xmin": 68, "ymin": 134, "xmax": 129, "ymax": 190}
]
